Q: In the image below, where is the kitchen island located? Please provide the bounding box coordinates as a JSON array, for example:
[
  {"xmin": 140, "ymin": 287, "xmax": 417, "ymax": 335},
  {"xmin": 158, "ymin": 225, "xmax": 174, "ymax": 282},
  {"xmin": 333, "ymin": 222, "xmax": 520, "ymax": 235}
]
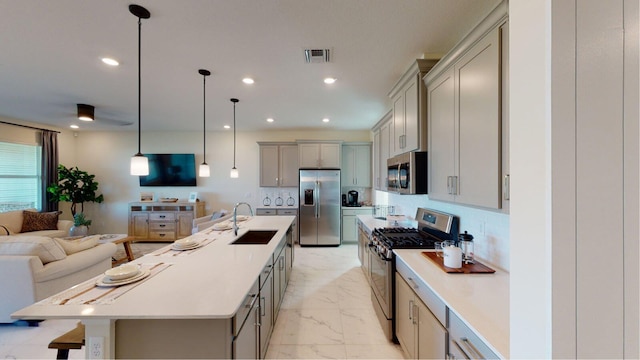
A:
[{"xmin": 12, "ymin": 215, "xmax": 295, "ymax": 359}]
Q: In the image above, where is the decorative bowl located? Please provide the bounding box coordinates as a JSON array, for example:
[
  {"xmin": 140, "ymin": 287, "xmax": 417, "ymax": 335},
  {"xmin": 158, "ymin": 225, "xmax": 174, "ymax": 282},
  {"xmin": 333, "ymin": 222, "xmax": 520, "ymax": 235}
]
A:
[{"xmin": 104, "ymin": 264, "xmax": 140, "ymax": 281}]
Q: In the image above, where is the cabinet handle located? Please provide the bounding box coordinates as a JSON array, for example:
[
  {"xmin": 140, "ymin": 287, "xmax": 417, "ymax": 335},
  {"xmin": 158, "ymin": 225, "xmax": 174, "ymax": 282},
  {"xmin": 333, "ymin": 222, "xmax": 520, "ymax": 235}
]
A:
[
  {"xmin": 159, "ymin": 215, "xmax": 166, "ymax": 218},
  {"xmin": 255, "ymin": 306, "xmax": 261, "ymax": 327},
  {"xmin": 159, "ymin": 224, "xmax": 165, "ymax": 228},
  {"xmin": 412, "ymin": 303, "xmax": 419, "ymax": 325},
  {"xmin": 260, "ymin": 296, "xmax": 265, "ymax": 317},
  {"xmin": 452, "ymin": 176, "xmax": 458, "ymax": 195},
  {"xmin": 408, "ymin": 300, "xmax": 414, "ymax": 321},
  {"xmin": 407, "ymin": 277, "xmax": 419, "ymax": 290},
  {"xmin": 460, "ymin": 338, "xmax": 484, "ymax": 359},
  {"xmin": 503, "ymin": 174, "xmax": 510, "ymax": 200},
  {"xmin": 276, "ymin": 177, "xmax": 279, "ymax": 186},
  {"xmin": 447, "ymin": 176, "xmax": 451, "ymax": 194}
]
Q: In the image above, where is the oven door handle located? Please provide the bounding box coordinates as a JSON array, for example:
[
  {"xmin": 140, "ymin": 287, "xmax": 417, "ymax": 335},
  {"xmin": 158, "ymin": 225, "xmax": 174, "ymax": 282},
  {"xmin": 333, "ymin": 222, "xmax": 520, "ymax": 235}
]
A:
[{"xmin": 378, "ymin": 251, "xmax": 390, "ymax": 261}]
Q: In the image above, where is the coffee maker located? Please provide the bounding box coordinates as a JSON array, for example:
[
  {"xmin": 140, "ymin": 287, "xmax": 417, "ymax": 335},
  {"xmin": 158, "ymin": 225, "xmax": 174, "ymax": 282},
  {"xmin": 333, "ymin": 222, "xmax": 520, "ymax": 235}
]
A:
[{"xmin": 347, "ymin": 190, "xmax": 359, "ymax": 207}]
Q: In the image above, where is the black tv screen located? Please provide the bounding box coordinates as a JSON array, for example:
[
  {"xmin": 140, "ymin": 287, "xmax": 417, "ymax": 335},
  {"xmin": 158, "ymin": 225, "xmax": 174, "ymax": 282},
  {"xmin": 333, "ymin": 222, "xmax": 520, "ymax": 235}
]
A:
[{"xmin": 139, "ymin": 154, "xmax": 197, "ymax": 187}]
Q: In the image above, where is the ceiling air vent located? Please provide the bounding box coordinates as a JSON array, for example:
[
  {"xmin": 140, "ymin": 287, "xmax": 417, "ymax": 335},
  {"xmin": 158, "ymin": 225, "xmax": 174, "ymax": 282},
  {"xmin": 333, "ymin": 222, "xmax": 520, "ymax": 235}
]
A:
[{"xmin": 304, "ymin": 48, "xmax": 331, "ymax": 63}]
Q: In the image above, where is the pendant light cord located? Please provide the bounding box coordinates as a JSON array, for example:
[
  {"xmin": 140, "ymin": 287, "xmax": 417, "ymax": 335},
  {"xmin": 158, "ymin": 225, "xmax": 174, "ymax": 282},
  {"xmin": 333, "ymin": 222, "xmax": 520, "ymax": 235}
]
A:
[
  {"xmin": 202, "ymin": 75, "xmax": 206, "ymax": 163},
  {"xmin": 136, "ymin": 16, "xmax": 142, "ymax": 155},
  {"xmin": 233, "ymin": 101, "xmax": 236, "ymax": 168}
]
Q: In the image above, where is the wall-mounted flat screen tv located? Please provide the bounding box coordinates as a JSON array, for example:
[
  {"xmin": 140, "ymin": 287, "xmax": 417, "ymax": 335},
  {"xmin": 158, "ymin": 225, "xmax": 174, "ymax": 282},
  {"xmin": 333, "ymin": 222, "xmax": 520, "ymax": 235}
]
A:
[{"xmin": 139, "ymin": 153, "xmax": 197, "ymax": 187}]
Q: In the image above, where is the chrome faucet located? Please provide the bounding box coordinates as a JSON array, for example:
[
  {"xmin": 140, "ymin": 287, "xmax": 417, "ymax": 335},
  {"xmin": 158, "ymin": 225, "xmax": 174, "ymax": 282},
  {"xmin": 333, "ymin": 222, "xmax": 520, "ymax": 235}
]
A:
[{"xmin": 233, "ymin": 202, "xmax": 254, "ymax": 236}]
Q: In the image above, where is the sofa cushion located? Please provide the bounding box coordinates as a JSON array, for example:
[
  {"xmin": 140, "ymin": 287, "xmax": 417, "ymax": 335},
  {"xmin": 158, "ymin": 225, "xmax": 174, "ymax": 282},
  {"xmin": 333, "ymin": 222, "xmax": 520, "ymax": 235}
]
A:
[
  {"xmin": 0, "ymin": 209, "xmax": 30, "ymax": 234},
  {"xmin": 0, "ymin": 235, "xmax": 67, "ymax": 264},
  {"xmin": 54, "ymin": 235, "xmax": 99, "ymax": 255},
  {"xmin": 20, "ymin": 211, "xmax": 60, "ymax": 233}
]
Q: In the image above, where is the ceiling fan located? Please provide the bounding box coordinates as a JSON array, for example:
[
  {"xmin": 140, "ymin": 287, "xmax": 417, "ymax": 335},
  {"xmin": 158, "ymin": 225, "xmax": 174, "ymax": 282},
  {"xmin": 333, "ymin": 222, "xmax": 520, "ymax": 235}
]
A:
[{"xmin": 76, "ymin": 104, "xmax": 134, "ymax": 126}]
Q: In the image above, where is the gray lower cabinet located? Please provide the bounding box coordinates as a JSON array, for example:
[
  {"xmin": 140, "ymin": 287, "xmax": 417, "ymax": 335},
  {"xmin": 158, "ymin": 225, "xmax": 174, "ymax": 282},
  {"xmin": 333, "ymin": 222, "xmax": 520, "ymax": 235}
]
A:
[
  {"xmin": 259, "ymin": 264, "xmax": 274, "ymax": 359},
  {"xmin": 395, "ymin": 273, "xmax": 447, "ymax": 359},
  {"xmin": 448, "ymin": 310, "xmax": 498, "ymax": 359},
  {"xmin": 233, "ymin": 280, "xmax": 260, "ymax": 359},
  {"xmin": 342, "ymin": 207, "xmax": 374, "ymax": 243}
]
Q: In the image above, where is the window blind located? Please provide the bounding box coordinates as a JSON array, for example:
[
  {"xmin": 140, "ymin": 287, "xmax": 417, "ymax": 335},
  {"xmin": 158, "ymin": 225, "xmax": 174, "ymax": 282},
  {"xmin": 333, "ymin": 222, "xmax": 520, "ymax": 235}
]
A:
[{"xmin": 0, "ymin": 141, "xmax": 41, "ymax": 212}]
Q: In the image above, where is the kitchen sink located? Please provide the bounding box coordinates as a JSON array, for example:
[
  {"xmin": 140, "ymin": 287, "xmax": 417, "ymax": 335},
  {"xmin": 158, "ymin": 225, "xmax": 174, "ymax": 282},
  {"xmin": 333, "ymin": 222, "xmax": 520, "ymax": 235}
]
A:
[{"xmin": 231, "ymin": 230, "xmax": 278, "ymax": 245}]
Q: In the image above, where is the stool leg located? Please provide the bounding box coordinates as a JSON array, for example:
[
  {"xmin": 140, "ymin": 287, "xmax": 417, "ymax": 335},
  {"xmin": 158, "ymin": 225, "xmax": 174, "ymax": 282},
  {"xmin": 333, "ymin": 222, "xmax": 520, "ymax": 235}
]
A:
[{"xmin": 56, "ymin": 349, "xmax": 70, "ymax": 360}]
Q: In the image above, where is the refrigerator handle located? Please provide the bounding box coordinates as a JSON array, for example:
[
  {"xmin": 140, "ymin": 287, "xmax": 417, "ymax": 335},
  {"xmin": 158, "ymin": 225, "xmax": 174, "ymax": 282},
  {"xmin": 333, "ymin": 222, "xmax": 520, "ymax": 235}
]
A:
[{"xmin": 315, "ymin": 180, "xmax": 320, "ymax": 218}]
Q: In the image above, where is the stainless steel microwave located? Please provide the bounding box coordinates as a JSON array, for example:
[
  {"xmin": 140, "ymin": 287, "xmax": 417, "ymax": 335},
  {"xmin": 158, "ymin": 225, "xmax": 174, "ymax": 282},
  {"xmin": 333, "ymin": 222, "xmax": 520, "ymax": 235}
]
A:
[{"xmin": 387, "ymin": 151, "xmax": 428, "ymax": 194}]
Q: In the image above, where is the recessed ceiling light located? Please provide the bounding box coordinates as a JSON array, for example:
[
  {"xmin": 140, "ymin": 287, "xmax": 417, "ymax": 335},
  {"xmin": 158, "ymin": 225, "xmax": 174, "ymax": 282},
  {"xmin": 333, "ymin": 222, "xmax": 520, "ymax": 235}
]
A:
[
  {"xmin": 242, "ymin": 78, "xmax": 255, "ymax": 84},
  {"xmin": 324, "ymin": 77, "xmax": 336, "ymax": 84},
  {"xmin": 101, "ymin": 57, "xmax": 119, "ymax": 66},
  {"xmin": 224, "ymin": 125, "xmax": 231, "ymax": 129},
  {"xmin": 266, "ymin": 118, "xmax": 274, "ymax": 123},
  {"xmin": 322, "ymin": 118, "xmax": 330, "ymax": 123},
  {"xmin": 70, "ymin": 124, "xmax": 79, "ymax": 129}
]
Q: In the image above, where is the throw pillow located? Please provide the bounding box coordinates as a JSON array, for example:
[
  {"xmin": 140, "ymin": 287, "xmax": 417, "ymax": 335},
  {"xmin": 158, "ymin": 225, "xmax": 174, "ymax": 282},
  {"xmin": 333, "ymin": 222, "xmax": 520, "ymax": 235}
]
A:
[
  {"xmin": 0, "ymin": 235, "xmax": 67, "ymax": 264},
  {"xmin": 20, "ymin": 211, "xmax": 60, "ymax": 233},
  {"xmin": 54, "ymin": 235, "xmax": 99, "ymax": 255}
]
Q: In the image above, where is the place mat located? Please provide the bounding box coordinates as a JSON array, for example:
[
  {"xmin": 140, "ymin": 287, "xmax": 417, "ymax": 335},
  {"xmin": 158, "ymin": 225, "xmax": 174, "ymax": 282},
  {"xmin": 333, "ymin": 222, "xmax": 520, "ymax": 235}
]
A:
[
  {"xmin": 422, "ymin": 252, "xmax": 495, "ymax": 274},
  {"xmin": 41, "ymin": 262, "xmax": 171, "ymax": 306},
  {"xmin": 150, "ymin": 237, "xmax": 215, "ymax": 257}
]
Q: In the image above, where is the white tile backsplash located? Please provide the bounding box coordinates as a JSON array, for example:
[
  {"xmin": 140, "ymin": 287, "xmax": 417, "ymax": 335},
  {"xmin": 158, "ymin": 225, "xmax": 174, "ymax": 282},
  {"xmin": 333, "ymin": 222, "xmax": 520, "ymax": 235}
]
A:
[{"xmin": 374, "ymin": 191, "xmax": 510, "ymax": 272}]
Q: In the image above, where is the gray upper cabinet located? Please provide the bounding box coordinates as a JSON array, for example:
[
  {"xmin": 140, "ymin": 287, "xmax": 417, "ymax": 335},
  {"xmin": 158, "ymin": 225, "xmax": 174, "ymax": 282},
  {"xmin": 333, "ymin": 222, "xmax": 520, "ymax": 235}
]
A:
[
  {"xmin": 258, "ymin": 142, "xmax": 298, "ymax": 187},
  {"xmin": 342, "ymin": 143, "xmax": 372, "ymax": 187},
  {"xmin": 388, "ymin": 59, "xmax": 438, "ymax": 157},
  {"xmin": 297, "ymin": 141, "xmax": 342, "ymax": 169},
  {"xmin": 372, "ymin": 111, "xmax": 392, "ymax": 191},
  {"xmin": 425, "ymin": 5, "xmax": 507, "ymax": 210}
]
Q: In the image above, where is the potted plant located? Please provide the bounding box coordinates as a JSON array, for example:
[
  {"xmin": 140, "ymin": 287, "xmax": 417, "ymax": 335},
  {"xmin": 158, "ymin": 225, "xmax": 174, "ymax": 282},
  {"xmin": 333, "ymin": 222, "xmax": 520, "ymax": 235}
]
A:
[
  {"xmin": 70, "ymin": 212, "xmax": 92, "ymax": 236},
  {"xmin": 47, "ymin": 164, "xmax": 104, "ymax": 235}
]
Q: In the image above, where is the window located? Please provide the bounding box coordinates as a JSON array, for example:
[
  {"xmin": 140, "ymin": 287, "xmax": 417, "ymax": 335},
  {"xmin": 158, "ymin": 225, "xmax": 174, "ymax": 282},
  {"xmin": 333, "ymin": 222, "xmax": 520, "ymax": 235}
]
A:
[{"xmin": 0, "ymin": 141, "xmax": 42, "ymax": 213}]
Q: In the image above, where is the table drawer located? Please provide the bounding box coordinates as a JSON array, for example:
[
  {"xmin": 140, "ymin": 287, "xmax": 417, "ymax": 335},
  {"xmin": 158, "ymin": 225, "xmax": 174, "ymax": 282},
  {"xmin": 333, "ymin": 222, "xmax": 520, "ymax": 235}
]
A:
[
  {"xmin": 148, "ymin": 231, "xmax": 176, "ymax": 240},
  {"xmin": 149, "ymin": 212, "xmax": 176, "ymax": 221},
  {"xmin": 149, "ymin": 222, "xmax": 175, "ymax": 231}
]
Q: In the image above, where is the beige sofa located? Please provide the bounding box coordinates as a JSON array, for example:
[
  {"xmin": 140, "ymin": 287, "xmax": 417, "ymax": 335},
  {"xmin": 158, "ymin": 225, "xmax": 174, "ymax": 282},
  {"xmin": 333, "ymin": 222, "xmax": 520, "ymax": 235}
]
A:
[
  {"xmin": 0, "ymin": 234, "xmax": 116, "ymax": 323},
  {"xmin": 0, "ymin": 209, "xmax": 73, "ymax": 238},
  {"xmin": 192, "ymin": 209, "xmax": 232, "ymax": 233}
]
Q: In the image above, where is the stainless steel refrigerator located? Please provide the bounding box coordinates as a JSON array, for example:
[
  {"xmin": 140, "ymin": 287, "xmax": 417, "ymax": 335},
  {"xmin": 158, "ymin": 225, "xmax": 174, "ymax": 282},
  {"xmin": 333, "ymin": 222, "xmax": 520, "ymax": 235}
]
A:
[{"xmin": 299, "ymin": 169, "xmax": 341, "ymax": 246}]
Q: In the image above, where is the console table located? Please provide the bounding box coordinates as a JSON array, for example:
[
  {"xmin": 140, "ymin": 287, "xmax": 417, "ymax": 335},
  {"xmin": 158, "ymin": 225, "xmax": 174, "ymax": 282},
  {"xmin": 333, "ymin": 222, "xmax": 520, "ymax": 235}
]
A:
[{"xmin": 128, "ymin": 201, "xmax": 206, "ymax": 242}]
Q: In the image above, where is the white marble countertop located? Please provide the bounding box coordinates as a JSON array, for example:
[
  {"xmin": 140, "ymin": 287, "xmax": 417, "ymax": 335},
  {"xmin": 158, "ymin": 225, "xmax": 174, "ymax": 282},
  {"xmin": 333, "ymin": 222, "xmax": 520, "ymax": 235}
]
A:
[
  {"xmin": 394, "ymin": 249, "xmax": 509, "ymax": 358},
  {"xmin": 356, "ymin": 214, "xmax": 388, "ymax": 232},
  {"xmin": 13, "ymin": 215, "xmax": 295, "ymax": 321}
]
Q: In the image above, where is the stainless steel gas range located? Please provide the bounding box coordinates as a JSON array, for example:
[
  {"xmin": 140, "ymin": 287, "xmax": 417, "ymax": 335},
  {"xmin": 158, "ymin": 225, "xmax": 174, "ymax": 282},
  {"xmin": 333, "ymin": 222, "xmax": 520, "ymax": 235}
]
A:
[{"xmin": 368, "ymin": 208, "xmax": 459, "ymax": 341}]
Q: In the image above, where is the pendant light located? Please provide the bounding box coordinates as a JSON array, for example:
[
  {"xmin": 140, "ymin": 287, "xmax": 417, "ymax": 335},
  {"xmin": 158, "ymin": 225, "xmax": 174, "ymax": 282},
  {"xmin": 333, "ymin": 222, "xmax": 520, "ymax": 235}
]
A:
[
  {"xmin": 230, "ymin": 98, "xmax": 239, "ymax": 178},
  {"xmin": 198, "ymin": 69, "xmax": 211, "ymax": 177},
  {"xmin": 129, "ymin": 4, "xmax": 150, "ymax": 176}
]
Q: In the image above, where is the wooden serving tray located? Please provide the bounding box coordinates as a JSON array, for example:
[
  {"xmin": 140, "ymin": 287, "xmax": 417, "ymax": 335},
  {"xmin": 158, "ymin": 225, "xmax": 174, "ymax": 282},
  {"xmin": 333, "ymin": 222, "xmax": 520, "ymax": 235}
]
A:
[{"xmin": 422, "ymin": 251, "xmax": 496, "ymax": 274}]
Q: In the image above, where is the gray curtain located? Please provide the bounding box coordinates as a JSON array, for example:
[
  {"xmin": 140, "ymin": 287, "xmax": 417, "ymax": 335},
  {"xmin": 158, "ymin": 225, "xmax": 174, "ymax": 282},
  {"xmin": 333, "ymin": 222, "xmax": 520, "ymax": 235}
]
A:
[{"xmin": 40, "ymin": 130, "xmax": 58, "ymax": 212}]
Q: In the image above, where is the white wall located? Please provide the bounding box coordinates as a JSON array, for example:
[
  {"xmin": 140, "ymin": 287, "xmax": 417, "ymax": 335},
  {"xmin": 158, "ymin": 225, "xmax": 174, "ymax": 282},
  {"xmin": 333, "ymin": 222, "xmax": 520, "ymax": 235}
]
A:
[
  {"xmin": 510, "ymin": 0, "xmax": 639, "ymax": 357},
  {"xmin": 71, "ymin": 129, "xmax": 369, "ymax": 235}
]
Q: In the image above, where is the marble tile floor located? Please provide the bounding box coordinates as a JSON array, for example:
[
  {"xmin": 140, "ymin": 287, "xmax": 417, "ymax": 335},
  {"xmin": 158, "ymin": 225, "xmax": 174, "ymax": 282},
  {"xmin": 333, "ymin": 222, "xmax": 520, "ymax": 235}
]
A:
[
  {"xmin": 265, "ymin": 244, "xmax": 405, "ymax": 359},
  {"xmin": 0, "ymin": 243, "xmax": 405, "ymax": 359}
]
